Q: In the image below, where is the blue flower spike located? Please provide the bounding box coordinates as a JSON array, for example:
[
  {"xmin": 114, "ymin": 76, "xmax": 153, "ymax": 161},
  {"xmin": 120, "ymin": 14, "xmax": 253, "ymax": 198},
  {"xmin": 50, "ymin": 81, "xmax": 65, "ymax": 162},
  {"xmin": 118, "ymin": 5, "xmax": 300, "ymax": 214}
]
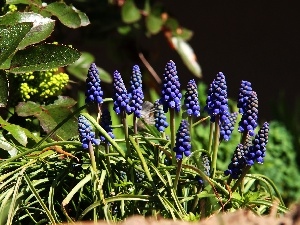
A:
[
  {"xmin": 184, "ymin": 79, "xmax": 200, "ymax": 117},
  {"xmin": 160, "ymin": 60, "xmax": 182, "ymax": 113},
  {"xmin": 78, "ymin": 115, "xmax": 100, "ymax": 149},
  {"xmin": 237, "ymin": 80, "xmax": 252, "ymax": 114},
  {"xmin": 220, "ymin": 112, "xmax": 238, "ymax": 141},
  {"xmin": 100, "ymin": 108, "xmax": 115, "ymax": 145},
  {"xmin": 128, "ymin": 65, "xmax": 144, "ymax": 118},
  {"xmin": 85, "ymin": 63, "xmax": 104, "ymax": 104},
  {"xmin": 173, "ymin": 120, "xmax": 191, "ymax": 160},
  {"xmin": 113, "ymin": 70, "xmax": 131, "ymax": 115},
  {"xmin": 246, "ymin": 122, "xmax": 269, "ymax": 166},
  {"xmin": 238, "ymin": 91, "xmax": 258, "ymax": 136},
  {"xmin": 204, "ymin": 72, "xmax": 229, "ymax": 124},
  {"xmin": 154, "ymin": 100, "xmax": 169, "ymax": 132}
]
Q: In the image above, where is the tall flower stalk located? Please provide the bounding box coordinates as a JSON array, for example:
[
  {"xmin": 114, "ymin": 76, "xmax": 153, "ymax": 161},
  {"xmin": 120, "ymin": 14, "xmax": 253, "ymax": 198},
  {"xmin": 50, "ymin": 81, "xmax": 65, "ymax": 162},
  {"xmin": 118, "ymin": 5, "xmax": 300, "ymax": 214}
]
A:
[{"xmin": 160, "ymin": 60, "xmax": 182, "ymax": 164}]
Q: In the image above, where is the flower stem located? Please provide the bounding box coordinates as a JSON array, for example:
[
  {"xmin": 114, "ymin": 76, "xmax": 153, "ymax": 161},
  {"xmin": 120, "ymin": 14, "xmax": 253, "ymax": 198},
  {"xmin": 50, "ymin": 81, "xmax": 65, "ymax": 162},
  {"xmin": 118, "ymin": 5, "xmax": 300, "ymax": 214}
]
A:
[
  {"xmin": 88, "ymin": 141, "xmax": 98, "ymax": 173},
  {"xmin": 208, "ymin": 122, "xmax": 214, "ymax": 155},
  {"xmin": 170, "ymin": 108, "xmax": 176, "ymax": 165},
  {"xmin": 211, "ymin": 115, "xmax": 220, "ymax": 178},
  {"xmin": 231, "ymin": 165, "xmax": 251, "ymax": 192},
  {"xmin": 173, "ymin": 159, "xmax": 183, "ymax": 191},
  {"xmin": 122, "ymin": 111, "xmax": 130, "ymax": 156}
]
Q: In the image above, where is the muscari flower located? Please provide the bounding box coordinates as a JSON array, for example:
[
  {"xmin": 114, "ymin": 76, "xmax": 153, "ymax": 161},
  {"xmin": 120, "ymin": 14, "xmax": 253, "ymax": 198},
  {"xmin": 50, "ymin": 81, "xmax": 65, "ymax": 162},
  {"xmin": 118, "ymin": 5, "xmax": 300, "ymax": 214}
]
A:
[
  {"xmin": 224, "ymin": 144, "xmax": 248, "ymax": 179},
  {"xmin": 154, "ymin": 100, "xmax": 169, "ymax": 132},
  {"xmin": 238, "ymin": 91, "xmax": 258, "ymax": 136},
  {"xmin": 85, "ymin": 63, "xmax": 104, "ymax": 104},
  {"xmin": 160, "ymin": 60, "xmax": 182, "ymax": 113},
  {"xmin": 220, "ymin": 112, "xmax": 238, "ymax": 141},
  {"xmin": 128, "ymin": 65, "xmax": 144, "ymax": 118},
  {"xmin": 204, "ymin": 72, "xmax": 229, "ymax": 124},
  {"xmin": 78, "ymin": 115, "xmax": 100, "ymax": 149},
  {"xmin": 100, "ymin": 108, "xmax": 115, "ymax": 145},
  {"xmin": 183, "ymin": 79, "xmax": 200, "ymax": 117},
  {"xmin": 113, "ymin": 70, "xmax": 131, "ymax": 114},
  {"xmin": 246, "ymin": 122, "xmax": 269, "ymax": 166},
  {"xmin": 173, "ymin": 120, "xmax": 191, "ymax": 160},
  {"xmin": 196, "ymin": 153, "xmax": 211, "ymax": 184},
  {"xmin": 237, "ymin": 80, "xmax": 252, "ymax": 114}
]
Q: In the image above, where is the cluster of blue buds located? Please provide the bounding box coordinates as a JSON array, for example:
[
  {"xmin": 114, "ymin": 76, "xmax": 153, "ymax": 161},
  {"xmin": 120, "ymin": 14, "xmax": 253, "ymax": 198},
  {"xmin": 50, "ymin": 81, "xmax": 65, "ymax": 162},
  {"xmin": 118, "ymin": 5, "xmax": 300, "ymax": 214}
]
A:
[
  {"xmin": 204, "ymin": 72, "xmax": 229, "ymax": 124},
  {"xmin": 85, "ymin": 63, "xmax": 103, "ymax": 104},
  {"xmin": 100, "ymin": 108, "xmax": 115, "ymax": 145},
  {"xmin": 238, "ymin": 91, "xmax": 258, "ymax": 136},
  {"xmin": 128, "ymin": 65, "xmax": 144, "ymax": 118},
  {"xmin": 224, "ymin": 144, "xmax": 248, "ymax": 179},
  {"xmin": 173, "ymin": 120, "xmax": 191, "ymax": 160},
  {"xmin": 183, "ymin": 79, "xmax": 200, "ymax": 117},
  {"xmin": 113, "ymin": 70, "xmax": 131, "ymax": 115},
  {"xmin": 154, "ymin": 100, "xmax": 169, "ymax": 132},
  {"xmin": 246, "ymin": 122, "xmax": 269, "ymax": 166},
  {"xmin": 220, "ymin": 112, "xmax": 238, "ymax": 141},
  {"xmin": 78, "ymin": 115, "xmax": 100, "ymax": 149},
  {"xmin": 237, "ymin": 80, "xmax": 252, "ymax": 114},
  {"xmin": 160, "ymin": 60, "xmax": 182, "ymax": 113}
]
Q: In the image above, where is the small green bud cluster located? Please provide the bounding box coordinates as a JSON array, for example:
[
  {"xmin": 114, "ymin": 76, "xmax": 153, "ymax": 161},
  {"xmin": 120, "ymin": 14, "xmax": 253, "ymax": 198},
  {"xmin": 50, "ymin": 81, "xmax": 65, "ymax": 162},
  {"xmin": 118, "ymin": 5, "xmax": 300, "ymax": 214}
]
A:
[{"xmin": 14, "ymin": 68, "xmax": 69, "ymax": 102}]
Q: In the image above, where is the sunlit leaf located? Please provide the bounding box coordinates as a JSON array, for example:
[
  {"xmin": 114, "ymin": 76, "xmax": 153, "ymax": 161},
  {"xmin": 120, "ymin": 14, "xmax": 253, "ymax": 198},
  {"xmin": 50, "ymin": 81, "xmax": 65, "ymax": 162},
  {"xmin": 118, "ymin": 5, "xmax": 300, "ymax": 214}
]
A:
[
  {"xmin": 0, "ymin": 22, "xmax": 32, "ymax": 65},
  {"xmin": 9, "ymin": 43, "xmax": 81, "ymax": 73},
  {"xmin": 0, "ymin": 12, "xmax": 55, "ymax": 49},
  {"xmin": 0, "ymin": 117, "xmax": 27, "ymax": 146},
  {"xmin": 121, "ymin": 0, "xmax": 141, "ymax": 24},
  {"xmin": 44, "ymin": 2, "xmax": 89, "ymax": 28},
  {"xmin": 0, "ymin": 71, "xmax": 9, "ymax": 107},
  {"xmin": 171, "ymin": 37, "xmax": 202, "ymax": 78},
  {"xmin": 6, "ymin": 0, "xmax": 42, "ymax": 4},
  {"xmin": 66, "ymin": 52, "xmax": 112, "ymax": 83}
]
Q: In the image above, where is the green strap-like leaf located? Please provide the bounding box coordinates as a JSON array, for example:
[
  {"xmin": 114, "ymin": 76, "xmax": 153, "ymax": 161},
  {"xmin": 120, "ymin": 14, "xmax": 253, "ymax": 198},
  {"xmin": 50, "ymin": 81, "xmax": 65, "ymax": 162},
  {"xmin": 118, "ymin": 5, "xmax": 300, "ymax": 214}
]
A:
[
  {"xmin": 0, "ymin": 22, "xmax": 32, "ymax": 65},
  {"xmin": 9, "ymin": 43, "xmax": 81, "ymax": 73},
  {"xmin": 44, "ymin": 2, "xmax": 90, "ymax": 28},
  {"xmin": 0, "ymin": 12, "xmax": 55, "ymax": 49}
]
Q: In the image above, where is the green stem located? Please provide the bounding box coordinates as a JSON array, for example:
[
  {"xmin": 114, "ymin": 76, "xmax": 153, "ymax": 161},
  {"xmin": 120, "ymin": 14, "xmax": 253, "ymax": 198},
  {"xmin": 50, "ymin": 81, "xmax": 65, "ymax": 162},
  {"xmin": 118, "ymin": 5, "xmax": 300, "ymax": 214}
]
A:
[
  {"xmin": 122, "ymin": 111, "xmax": 130, "ymax": 156},
  {"xmin": 211, "ymin": 115, "xmax": 220, "ymax": 178},
  {"xmin": 173, "ymin": 159, "xmax": 183, "ymax": 191},
  {"xmin": 88, "ymin": 142, "xmax": 98, "ymax": 173},
  {"xmin": 105, "ymin": 144, "xmax": 113, "ymax": 186},
  {"xmin": 170, "ymin": 108, "xmax": 176, "ymax": 165},
  {"xmin": 241, "ymin": 131, "xmax": 248, "ymax": 144},
  {"xmin": 231, "ymin": 165, "xmax": 251, "ymax": 192},
  {"xmin": 207, "ymin": 122, "xmax": 214, "ymax": 155}
]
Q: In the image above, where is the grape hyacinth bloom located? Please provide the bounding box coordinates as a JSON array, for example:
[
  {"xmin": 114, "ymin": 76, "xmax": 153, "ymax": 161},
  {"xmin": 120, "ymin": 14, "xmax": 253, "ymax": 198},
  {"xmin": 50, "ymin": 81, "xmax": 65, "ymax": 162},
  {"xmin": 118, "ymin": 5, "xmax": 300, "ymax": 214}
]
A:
[
  {"xmin": 238, "ymin": 91, "xmax": 258, "ymax": 136},
  {"xmin": 100, "ymin": 108, "xmax": 115, "ymax": 145},
  {"xmin": 128, "ymin": 65, "xmax": 144, "ymax": 99},
  {"xmin": 85, "ymin": 63, "xmax": 104, "ymax": 104},
  {"xmin": 78, "ymin": 115, "xmax": 100, "ymax": 149},
  {"xmin": 237, "ymin": 80, "xmax": 252, "ymax": 114},
  {"xmin": 154, "ymin": 100, "xmax": 169, "ymax": 132},
  {"xmin": 246, "ymin": 122, "xmax": 269, "ymax": 166},
  {"xmin": 183, "ymin": 79, "xmax": 200, "ymax": 117},
  {"xmin": 173, "ymin": 120, "xmax": 191, "ymax": 160},
  {"xmin": 204, "ymin": 72, "xmax": 229, "ymax": 124},
  {"xmin": 220, "ymin": 112, "xmax": 238, "ymax": 141},
  {"xmin": 113, "ymin": 70, "xmax": 131, "ymax": 115},
  {"xmin": 224, "ymin": 144, "xmax": 248, "ymax": 179},
  {"xmin": 195, "ymin": 154, "xmax": 210, "ymax": 185},
  {"xmin": 160, "ymin": 60, "xmax": 182, "ymax": 113}
]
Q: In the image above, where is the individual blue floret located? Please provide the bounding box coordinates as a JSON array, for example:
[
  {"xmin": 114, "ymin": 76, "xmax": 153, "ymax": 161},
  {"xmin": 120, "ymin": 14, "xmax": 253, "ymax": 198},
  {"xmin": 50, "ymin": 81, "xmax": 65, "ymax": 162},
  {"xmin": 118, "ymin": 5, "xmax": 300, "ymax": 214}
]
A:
[
  {"xmin": 85, "ymin": 63, "xmax": 104, "ymax": 104},
  {"xmin": 100, "ymin": 108, "xmax": 115, "ymax": 145},
  {"xmin": 113, "ymin": 70, "xmax": 131, "ymax": 115},
  {"xmin": 220, "ymin": 112, "xmax": 238, "ymax": 141},
  {"xmin": 160, "ymin": 60, "xmax": 182, "ymax": 113},
  {"xmin": 238, "ymin": 91, "xmax": 258, "ymax": 136},
  {"xmin": 154, "ymin": 100, "xmax": 169, "ymax": 132},
  {"xmin": 78, "ymin": 115, "xmax": 100, "ymax": 149},
  {"xmin": 183, "ymin": 79, "xmax": 200, "ymax": 117},
  {"xmin": 246, "ymin": 122, "xmax": 269, "ymax": 166},
  {"xmin": 237, "ymin": 80, "xmax": 252, "ymax": 114},
  {"xmin": 173, "ymin": 120, "xmax": 191, "ymax": 160},
  {"xmin": 204, "ymin": 72, "xmax": 229, "ymax": 124}
]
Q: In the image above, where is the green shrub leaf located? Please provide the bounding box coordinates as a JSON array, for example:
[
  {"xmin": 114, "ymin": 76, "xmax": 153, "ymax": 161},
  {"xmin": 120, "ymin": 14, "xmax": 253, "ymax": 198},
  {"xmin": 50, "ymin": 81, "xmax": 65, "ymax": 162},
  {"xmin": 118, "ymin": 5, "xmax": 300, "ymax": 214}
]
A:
[
  {"xmin": 6, "ymin": 0, "xmax": 42, "ymax": 4},
  {"xmin": 44, "ymin": 2, "xmax": 90, "ymax": 28},
  {"xmin": 0, "ymin": 22, "xmax": 32, "ymax": 65},
  {"xmin": 0, "ymin": 12, "xmax": 55, "ymax": 49},
  {"xmin": 146, "ymin": 13, "xmax": 163, "ymax": 34},
  {"xmin": 121, "ymin": 0, "xmax": 141, "ymax": 24},
  {"xmin": 9, "ymin": 43, "xmax": 81, "ymax": 73},
  {"xmin": 0, "ymin": 117, "xmax": 27, "ymax": 146},
  {"xmin": 0, "ymin": 71, "xmax": 9, "ymax": 107}
]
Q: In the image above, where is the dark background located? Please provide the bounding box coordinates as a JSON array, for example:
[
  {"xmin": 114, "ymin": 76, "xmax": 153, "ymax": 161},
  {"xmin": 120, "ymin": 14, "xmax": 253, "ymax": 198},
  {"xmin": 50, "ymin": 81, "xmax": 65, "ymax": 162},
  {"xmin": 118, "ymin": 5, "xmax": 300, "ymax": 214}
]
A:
[{"xmin": 64, "ymin": 1, "xmax": 300, "ymax": 122}]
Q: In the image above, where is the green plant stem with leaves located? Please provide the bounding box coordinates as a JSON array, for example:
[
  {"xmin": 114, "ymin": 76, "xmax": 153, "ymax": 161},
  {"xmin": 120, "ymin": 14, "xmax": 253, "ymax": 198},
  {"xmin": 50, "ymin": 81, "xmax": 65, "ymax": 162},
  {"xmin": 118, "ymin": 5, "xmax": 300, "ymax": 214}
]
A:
[{"xmin": 211, "ymin": 116, "xmax": 220, "ymax": 178}]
